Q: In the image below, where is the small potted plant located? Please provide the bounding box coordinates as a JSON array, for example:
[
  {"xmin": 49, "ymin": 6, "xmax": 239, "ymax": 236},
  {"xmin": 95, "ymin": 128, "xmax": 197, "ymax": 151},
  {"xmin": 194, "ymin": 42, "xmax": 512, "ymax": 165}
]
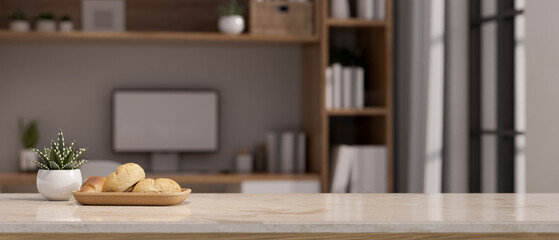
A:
[
  {"xmin": 19, "ymin": 119, "xmax": 39, "ymax": 172},
  {"xmin": 9, "ymin": 8, "xmax": 30, "ymax": 32},
  {"xmin": 59, "ymin": 14, "xmax": 74, "ymax": 32},
  {"xmin": 218, "ymin": 0, "xmax": 245, "ymax": 35},
  {"xmin": 31, "ymin": 130, "xmax": 87, "ymax": 200},
  {"xmin": 36, "ymin": 12, "xmax": 56, "ymax": 32}
]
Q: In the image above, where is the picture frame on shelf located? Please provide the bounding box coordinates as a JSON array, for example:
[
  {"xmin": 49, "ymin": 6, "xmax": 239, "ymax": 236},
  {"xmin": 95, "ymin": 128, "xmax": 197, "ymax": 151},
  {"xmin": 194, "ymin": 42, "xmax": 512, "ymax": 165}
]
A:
[{"xmin": 82, "ymin": 0, "xmax": 125, "ymax": 31}]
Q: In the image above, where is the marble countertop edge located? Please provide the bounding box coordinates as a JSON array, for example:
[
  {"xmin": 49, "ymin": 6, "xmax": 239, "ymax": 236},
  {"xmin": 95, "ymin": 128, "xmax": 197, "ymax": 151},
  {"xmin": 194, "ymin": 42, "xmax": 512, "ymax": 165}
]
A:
[{"xmin": 2, "ymin": 222, "xmax": 559, "ymax": 233}]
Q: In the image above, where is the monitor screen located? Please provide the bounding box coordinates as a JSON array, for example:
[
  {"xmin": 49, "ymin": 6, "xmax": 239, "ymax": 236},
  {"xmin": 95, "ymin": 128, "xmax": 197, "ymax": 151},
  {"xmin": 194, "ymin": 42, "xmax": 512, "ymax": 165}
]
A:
[{"xmin": 113, "ymin": 90, "xmax": 218, "ymax": 152}]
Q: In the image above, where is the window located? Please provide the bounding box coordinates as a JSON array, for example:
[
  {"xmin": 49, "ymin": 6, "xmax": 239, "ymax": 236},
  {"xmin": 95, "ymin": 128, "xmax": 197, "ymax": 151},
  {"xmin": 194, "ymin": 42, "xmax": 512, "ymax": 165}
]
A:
[{"xmin": 469, "ymin": 0, "xmax": 525, "ymax": 193}]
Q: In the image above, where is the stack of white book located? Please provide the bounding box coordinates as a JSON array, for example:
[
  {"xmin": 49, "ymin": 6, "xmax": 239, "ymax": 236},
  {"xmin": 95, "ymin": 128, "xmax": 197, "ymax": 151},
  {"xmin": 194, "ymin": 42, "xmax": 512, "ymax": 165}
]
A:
[
  {"xmin": 266, "ymin": 132, "xmax": 306, "ymax": 174},
  {"xmin": 325, "ymin": 63, "xmax": 365, "ymax": 110},
  {"xmin": 330, "ymin": 145, "xmax": 387, "ymax": 193}
]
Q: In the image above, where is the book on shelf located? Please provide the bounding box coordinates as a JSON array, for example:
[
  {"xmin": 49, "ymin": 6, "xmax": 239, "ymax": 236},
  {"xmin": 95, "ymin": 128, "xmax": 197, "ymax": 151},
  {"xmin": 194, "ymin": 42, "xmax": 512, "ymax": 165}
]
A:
[
  {"xmin": 349, "ymin": 146, "xmax": 386, "ymax": 193},
  {"xmin": 296, "ymin": 132, "xmax": 306, "ymax": 173},
  {"xmin": 266, "ymin": 132, "xmax": 279, "ymax": 173},
  {"xmin": 330, "ymin": 145, "xmax": 387, "ymax": 193},
  {"xmin": 332, "ymin": 63, "xmax": 343, "ymax": 109},
  {"xmin": 266, "ymin": 131, "xmax": 307, "ymax": 174},
  {"xmin": 325, "ymin": 67, "xmax": 334, "ymax": 109},
  {"xmin": 326, "ymin": 64, "xmax": 365, "ymax": 110},
  {"xmin": 280, "ymin": 132, "xmax": 295, "ymax": 173},
  {"xmin": 354, "ymin": 67, "xmax": 365, "ymax": 109},
  {"xmin": 342, "ymin": 67, "xmax": 353, "ymax": 109}
]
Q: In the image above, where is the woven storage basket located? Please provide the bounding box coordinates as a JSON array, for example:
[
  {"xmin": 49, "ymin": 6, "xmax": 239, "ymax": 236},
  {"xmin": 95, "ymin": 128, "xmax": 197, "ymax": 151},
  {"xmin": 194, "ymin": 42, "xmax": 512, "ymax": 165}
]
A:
[{"xmin": 250, "ymin": 1, "xmax": 313, "ymax": 35}]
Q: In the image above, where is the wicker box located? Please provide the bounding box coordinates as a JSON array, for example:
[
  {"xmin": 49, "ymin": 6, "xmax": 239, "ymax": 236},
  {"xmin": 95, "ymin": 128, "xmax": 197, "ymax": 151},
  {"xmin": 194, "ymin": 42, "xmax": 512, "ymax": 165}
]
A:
[{"xmin": 250, "ymin": 1, "xmax": 314, "ymax": 36}]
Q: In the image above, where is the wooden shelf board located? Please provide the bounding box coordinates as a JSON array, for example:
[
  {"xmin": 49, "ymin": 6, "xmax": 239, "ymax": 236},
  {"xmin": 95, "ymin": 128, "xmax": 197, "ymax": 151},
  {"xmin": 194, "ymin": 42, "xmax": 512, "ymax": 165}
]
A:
[
  {"xmin": 0, "ymin": 172, "xmax": 320, "ymax": 186},
  {"xmin": 327, "ymin": 107, "xmax": 387, "ymax": 116},
  {"xmin": 0, "ymin": 30, "xmax": 319, "ymax": 44},
  {"xmin": 326, "ymin": 18, "xmax": 386, "ymax": 28}
]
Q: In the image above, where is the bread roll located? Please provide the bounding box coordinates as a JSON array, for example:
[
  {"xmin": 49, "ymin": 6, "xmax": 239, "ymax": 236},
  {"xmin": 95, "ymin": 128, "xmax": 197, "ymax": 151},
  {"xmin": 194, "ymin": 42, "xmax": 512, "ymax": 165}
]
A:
[
  {"xmin": 102, "ymin": 163, "xmax": 145, "ymax": 192},
  {"xmin": 132, "ymin": 178, "xmax": 181, "ymax": 193},
  {"xmin": 79, "ymin": 176, "xmax": 106, "ymax": 192}
]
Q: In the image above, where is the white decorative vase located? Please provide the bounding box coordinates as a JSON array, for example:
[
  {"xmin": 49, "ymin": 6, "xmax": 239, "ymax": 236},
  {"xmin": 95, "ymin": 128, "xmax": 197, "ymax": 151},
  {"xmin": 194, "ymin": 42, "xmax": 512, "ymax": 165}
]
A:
[
  {"xmin": 36, "ymin": 20, "xmax": 56, "ymax": 32},
  {"xmin": 331, "ymin": 0, "xmax": 350, "ymax": 19},
  {"xmin": 19, "ymin": 149, "xmax": 38, "ymax": 172},
  {"xmin": 59, "ymin": 21, "xmax": 74, "ymax": 32},
  {"xmin": 218, "ymin": 15, "xmax": 245, "ymax": 35},
  {"xmin": 9, "ymin": 20, "xmax": 30, "ymax": 32},
  {"xmin": 37, "ymin": 169, "xmax": 82, "ymax": 201}
]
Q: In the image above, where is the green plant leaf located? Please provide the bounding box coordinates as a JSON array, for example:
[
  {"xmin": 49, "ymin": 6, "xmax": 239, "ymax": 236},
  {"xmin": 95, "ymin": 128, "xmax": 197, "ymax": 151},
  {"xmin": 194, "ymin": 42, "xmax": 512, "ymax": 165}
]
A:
[
  {"xmin": 33, "ymin": 129, "xmax": 87, "ymax": 172},
  {"xmin": 50, "ymin": 161, "xmax": 60, "ymax": 170},
  {"xmin": 31, "ymin": 160, "xmax": 48, "ymax": 170},
  {"xmin": 57, "ymin": 130, "xmax": 64, "ymax": 154},
  {"xmin": 72, "ymin": 159, "xmax": 87, "ymax": 170},
  {"xmin": 32, "ymin": 148, "xmax": 48, "ymax": 162}
]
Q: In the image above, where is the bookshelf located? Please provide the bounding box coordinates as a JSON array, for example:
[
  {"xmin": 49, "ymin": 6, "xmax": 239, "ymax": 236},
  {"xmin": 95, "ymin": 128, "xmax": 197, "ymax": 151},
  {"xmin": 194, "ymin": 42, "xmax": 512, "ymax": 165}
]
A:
[
  {"xmin": 302, "ymin": 0, "xmax": 393, "ymax": 193},
  {"xmin": 0, "ymin": 0, "xmax": 392, "ymax": 193}
]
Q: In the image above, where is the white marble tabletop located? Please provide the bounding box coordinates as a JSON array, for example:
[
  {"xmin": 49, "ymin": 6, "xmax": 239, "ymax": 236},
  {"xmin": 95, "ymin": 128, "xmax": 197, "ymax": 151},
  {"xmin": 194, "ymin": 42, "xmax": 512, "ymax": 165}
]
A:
[{"xmin": 1, "ymin": 193, "xmax": 559, "ymax": 233}]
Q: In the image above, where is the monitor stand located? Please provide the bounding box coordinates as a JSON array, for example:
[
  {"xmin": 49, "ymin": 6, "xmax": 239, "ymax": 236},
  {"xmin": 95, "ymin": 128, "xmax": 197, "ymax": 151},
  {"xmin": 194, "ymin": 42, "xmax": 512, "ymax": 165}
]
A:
[{"xmin": 150, "ymin": 153, "xmax": 179, "ymax": 172}]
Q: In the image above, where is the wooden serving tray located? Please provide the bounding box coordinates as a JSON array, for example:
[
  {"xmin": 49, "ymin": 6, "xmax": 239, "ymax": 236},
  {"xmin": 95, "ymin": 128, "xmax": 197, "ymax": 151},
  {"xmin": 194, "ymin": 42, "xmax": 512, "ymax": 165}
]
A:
[{"xmin": 72, "ymin": 188, "xmax": 191, "ymax": 206}]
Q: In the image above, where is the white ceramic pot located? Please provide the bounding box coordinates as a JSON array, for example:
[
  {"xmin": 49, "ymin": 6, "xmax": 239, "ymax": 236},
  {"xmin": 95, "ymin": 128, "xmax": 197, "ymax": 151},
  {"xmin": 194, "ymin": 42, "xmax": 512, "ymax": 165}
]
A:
[
  {"xmin": 37, "ymin": 169, "xmax": 82, "ymax": 201},
  {"xmin": 36, "ymin": 20, "xmax": 56, "ymax": 32},
  {"xmin": 59, "ymin": 21, "xmax": 74, "ymax": 32},
  {"xmin": 19, "ymin": 149, "xmax": 38, "ymax": 172},
  {"xmin": 218, "ymin": 15, "xmax": 245, "ymax": 35},
  {"xmin": 331, "ymin": 0, "xmax": 350, "ymax": 19},
  {"xmin": 9, "ymin": 20, "xmax": 30, "ymax": 32}
]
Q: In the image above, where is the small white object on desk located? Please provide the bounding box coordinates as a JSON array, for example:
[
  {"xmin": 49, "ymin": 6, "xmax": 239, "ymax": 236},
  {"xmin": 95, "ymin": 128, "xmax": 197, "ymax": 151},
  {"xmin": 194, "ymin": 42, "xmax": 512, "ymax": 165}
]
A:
[{"xmin": 236, "ymin": 148, "xmax": 253, "ymax": 173}]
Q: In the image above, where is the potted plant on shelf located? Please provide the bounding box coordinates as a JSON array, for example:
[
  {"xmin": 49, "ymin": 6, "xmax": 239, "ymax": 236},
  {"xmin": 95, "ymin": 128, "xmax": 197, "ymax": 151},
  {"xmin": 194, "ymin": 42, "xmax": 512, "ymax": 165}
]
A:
[
  {"xmin": 218, "ymin": 0, "xmax": 245, "ymax": 35},
  {"xmin": 9, "ymin": 8, "xmax": 30, "ymax": 32},
  {"xmin": 19, "ymin": 119, "xmax": 39, "ymax": 172},
  {"xmin": 36, "ymin": 12, "xmax": 56, "ymax": 32},
  {"xmin": 31, "ymin": 130, "xmax": 87, "ymax": 200},
  {"xmin": 59, "ymin": 15, "xmax": 74, "ymax": 32}
]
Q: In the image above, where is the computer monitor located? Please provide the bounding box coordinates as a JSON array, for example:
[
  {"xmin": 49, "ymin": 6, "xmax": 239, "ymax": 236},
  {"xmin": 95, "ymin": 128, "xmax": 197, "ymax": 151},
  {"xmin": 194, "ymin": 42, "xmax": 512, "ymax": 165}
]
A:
[{"xmin": 112, "ymin": 89, "xmax": 218, "ymax": 171}]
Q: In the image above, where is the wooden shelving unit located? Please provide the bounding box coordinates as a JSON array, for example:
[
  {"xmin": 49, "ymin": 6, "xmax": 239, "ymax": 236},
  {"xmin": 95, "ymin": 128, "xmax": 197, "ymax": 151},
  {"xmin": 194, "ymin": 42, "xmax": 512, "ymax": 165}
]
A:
[
  {"xmin": 0, "ymin": 30, "xmax": 319, "ymax": 44},
  {"xmin": 0, "ymin": 0, "xmax": 393, "ymax": 193},
  {"xmin": 302, "ymin": 0, "xmax": 393, "ymax": 193}
]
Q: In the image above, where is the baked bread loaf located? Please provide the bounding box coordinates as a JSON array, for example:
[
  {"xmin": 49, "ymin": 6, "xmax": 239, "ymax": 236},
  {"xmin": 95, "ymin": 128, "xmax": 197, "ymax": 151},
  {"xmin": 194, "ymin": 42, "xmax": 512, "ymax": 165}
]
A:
[
  {"xmin": 102, "ymin": 163, "xmax": 146, "ymax": 192},
  {"xmin": 132, "ymin": 178, "xmax": 181, "ymax": 193},
  {"xmin": 79, "ymin": 176, "xmax": 106, "ymax": 192}
]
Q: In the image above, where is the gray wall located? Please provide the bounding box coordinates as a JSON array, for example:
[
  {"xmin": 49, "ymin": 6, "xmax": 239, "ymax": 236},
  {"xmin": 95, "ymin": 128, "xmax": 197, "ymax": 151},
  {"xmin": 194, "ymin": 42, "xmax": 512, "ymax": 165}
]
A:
[
  {"xmin": 526, "ymin": 0, "xmax": 559, "ymax": 192},
  {"xmin": 0, "ymin": 42, "xmax": 301, "ymax": 172}
]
